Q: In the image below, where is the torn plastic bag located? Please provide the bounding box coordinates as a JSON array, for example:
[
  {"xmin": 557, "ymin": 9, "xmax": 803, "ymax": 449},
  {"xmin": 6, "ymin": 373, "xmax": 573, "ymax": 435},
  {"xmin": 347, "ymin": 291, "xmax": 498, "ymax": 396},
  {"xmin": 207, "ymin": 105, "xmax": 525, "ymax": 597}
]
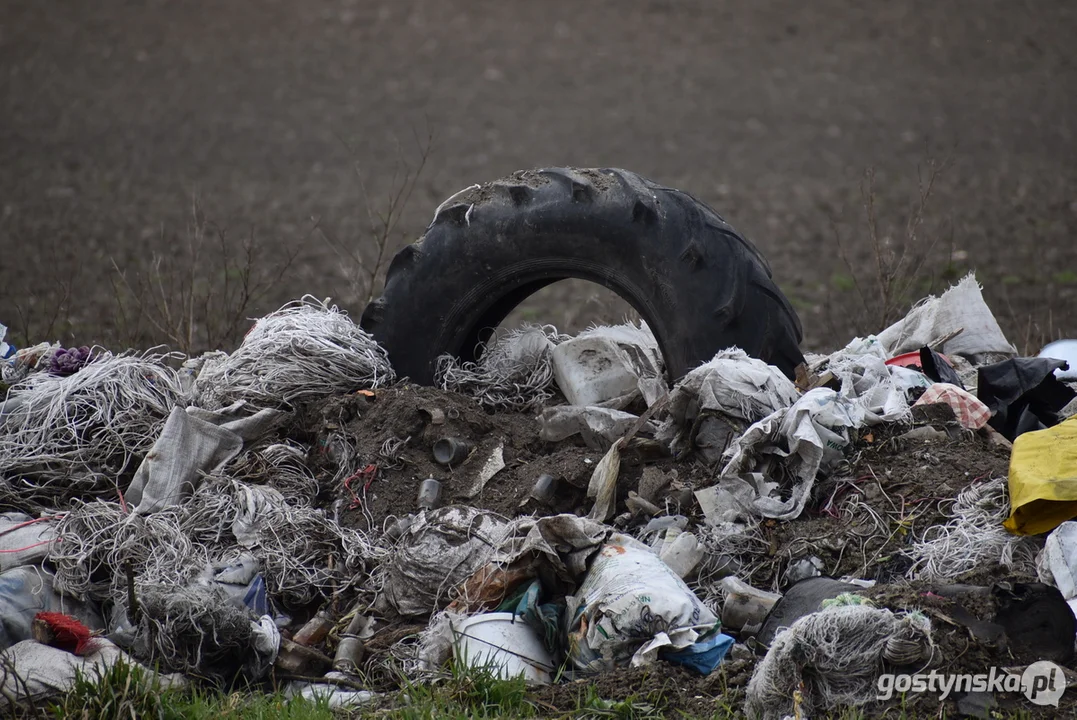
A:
[
  {"xmin": 1004, "ymin": 416, "xmax": 1077, "ymax": 535},
  {"xmin": 0, "ymin": 512, "xmax": 57, "ymax": 572},
  {"xmin": 0, "ymin": 640, "xmax": 187, "ymax": 711},
  {"xmin": 378, "ymin": 507, "xmax": 513, "ymax": 617},
  {"xmin": 826, "ymin": 352, "xmax": 909, "ymax": 424},
  {"xmin": 660, "ymin": 349, "xmax": 799, "ymax": 460},
  {"xmin": 875, "ymin": 273, "xmax": 1017, "ymax": 364},
  {"xmin": 0, "ymin": 323, "xmax": 13, "ymax": 360},
  {"xmin": 977, "ymin": 357, "xmax": 1076, "ymax": 441},
  {"xmin": 1041, "ymin": 521, "xmax": 1077, "ymax": 617},
  {"xmin": 718, "ymin": 389, "xmax": 863, "ymax": 520},
  {"xmin": 0, "ymin": 566, "xmax": 104, "ymax": 652},
  {"xmin": 285, "ymin": 673, "xmax": 377, "ymax": 709},
  {"xmin": 126, "ymin": 402, "xmax": 284, "ymax": 514},
  {"xmin": 195, "ymin": 553, "xmax": 270, "ymax": 616},
  {"xmin": 586, "ymin": 439, "xmax": 623, "ymax": 522},
  {"xmin": 566, "ymin": 535, "xmax": 728, "ymax": 674},
  {"xmin": 539, "ymin": 406, "xmax": 653, "ymax": 448}
]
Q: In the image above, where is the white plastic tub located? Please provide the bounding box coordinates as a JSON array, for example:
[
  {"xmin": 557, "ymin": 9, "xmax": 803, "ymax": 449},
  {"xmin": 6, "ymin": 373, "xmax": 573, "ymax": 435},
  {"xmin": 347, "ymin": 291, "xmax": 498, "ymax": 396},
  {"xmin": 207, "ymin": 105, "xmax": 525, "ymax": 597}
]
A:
[{"xmin": 450, "ymin": 612, "xmax": 554, "ymax": 684}]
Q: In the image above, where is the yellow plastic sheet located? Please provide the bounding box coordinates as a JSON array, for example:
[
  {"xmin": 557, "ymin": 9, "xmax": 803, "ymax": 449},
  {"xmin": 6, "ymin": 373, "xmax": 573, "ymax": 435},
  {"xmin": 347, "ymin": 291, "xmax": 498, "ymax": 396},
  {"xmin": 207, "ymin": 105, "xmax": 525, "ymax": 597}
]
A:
[{"xmin": 1005, "ymin": 416, "xmax": 1077, "ymax": 536}]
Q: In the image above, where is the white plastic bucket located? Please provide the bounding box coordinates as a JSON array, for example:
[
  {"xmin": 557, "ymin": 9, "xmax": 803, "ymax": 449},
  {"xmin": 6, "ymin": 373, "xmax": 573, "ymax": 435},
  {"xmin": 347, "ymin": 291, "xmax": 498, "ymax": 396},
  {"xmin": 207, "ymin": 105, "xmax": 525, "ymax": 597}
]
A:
[{"xmin": 450, "ymin": 612, "xmax": 555, "ymax": 684}]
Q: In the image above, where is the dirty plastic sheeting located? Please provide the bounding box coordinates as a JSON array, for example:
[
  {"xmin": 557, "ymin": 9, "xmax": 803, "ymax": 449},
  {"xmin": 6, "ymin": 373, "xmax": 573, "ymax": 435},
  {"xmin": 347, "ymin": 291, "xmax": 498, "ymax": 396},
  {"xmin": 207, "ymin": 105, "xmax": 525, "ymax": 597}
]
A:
[
  {"xmin": 566, "ymin": 535, "xmax": 730, "ymax": 674},
  {"xmin": 660, "ymin": 349, "xmax": 798, "ymax": 460},
  {"xmin": 1039, "ymin": 521, "xmax": 1077, "ymax": 618},
  {"xmin": 0, "ymin": 640, "xmax": 186, "ymax": 711},
  {"xmin": 539, "ymin": 406, "xmax": 653, "ymax": 447},
  {"xmin": 875, "ymin": 272, "xmax": 1017, "ymax": 363},
  {"xmin": 0, "ymin": 566, "xmax": 105, "ymax": 652},
  {"xmin": 716, "ymin": 388, "xmax": 863, "ymax": 521},
  {"xmin": 126, "ymin": 402, "xmax": 284, "ymax": 514},
  {"xmin": 0, "ymin": 513, "xmax": 57, "ymax": 572}
]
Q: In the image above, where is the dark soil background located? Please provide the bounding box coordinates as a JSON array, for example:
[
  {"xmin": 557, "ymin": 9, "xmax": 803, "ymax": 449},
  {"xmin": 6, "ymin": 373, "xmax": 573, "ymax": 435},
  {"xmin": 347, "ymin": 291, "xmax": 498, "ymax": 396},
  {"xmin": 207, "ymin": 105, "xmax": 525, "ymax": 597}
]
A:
[{"xmin": 2, "ymin": 0, "xmax": 1076, "ymax": 355}]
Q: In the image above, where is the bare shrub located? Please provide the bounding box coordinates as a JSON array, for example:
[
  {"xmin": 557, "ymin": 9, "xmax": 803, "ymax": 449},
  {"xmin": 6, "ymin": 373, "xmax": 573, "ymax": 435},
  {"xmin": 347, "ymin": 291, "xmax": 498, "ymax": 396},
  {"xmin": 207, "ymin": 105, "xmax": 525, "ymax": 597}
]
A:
[{"xmin": 108, "ymin": 198, "xmax": 299, "ymax": 355}]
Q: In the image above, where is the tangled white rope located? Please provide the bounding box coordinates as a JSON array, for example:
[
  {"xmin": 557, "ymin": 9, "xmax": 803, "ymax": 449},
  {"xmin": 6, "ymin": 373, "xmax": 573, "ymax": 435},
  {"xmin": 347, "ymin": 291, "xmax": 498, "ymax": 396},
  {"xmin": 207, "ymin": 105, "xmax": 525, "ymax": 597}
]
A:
[
  {"xmin": 903, "ymin": 477, "xmax": 1041, "ymax": 582},
  {"xmin": 0, "ymin": 350, "xmax": 184, "ymax": 506},
  {"xmin": 435, "ymin": 325, "xmax": 569, "ymax": 411},
  {"xmin": 194, "ymin": 296, "xmax": 395, "ymax": 410},
  {"xmin": 745, "ymin": 603, "xmax": 934, "ymax": 720}
]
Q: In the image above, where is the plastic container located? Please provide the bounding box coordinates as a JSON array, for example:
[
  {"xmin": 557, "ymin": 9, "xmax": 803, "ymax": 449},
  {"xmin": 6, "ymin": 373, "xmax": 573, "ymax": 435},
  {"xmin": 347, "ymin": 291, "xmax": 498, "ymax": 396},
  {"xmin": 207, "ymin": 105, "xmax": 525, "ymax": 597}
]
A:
[
  {"xmin": 433, "ymin": 437, "xmax": 473, "ymax": 466},
  {"xmin": 417, "ymin": 479, "xmax": 442, "ymax": 510},
  {"xmin": 529, "ymin": 474, "xmax": 557, "ymax": 505},
  {"xmin": 450, "ymin": 612, "xmax": 555, "ymax": 684}
]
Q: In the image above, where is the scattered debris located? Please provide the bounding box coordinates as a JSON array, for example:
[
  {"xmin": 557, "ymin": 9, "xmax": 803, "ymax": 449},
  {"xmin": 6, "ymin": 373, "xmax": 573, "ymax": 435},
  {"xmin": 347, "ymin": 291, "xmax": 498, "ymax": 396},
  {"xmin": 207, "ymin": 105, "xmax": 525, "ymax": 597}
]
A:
[{"xmin": 2, "ymin": 273, "xmax": 1076, "ymax": 717}]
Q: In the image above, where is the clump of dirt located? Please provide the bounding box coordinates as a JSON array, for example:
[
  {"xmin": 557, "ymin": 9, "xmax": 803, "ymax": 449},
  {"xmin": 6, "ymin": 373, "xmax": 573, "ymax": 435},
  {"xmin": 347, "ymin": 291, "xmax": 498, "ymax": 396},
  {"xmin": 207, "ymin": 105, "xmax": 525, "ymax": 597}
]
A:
[{"xmin": 296, "ymin": 385, "xmax": 614, "ymax": 530}]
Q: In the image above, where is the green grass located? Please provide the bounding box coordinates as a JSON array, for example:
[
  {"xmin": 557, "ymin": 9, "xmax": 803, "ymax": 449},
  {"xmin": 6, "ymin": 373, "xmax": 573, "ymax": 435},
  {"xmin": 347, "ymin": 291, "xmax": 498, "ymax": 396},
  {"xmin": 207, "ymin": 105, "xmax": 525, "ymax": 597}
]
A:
[
  {"xmin": 43, "ymin": 658, "xmax": 336, "ymax": 720},
  {"xmin": 33, "ymin": 657, "xmax": 1045, "ymax": 720},
  {"xmin": 1052, "ymin": 270, "xmax": 1077, "ymax": 285}
]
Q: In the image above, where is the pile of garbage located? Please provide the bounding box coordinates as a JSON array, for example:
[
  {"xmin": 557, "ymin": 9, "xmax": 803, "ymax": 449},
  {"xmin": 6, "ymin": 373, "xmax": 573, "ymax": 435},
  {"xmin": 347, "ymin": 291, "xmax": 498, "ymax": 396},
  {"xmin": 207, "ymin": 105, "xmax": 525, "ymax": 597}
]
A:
[{"xmin": 1, "ymin": 276, "xmax": 1076, "ymax": 718}]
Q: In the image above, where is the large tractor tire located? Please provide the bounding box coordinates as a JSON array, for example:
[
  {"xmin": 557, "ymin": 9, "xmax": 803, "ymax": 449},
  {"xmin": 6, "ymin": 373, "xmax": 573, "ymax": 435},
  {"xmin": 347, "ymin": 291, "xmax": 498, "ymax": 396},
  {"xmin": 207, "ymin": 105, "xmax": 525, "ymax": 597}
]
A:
[{"xmin": 360, "ymin": 167, "xmax": 805, "ymax": 385}]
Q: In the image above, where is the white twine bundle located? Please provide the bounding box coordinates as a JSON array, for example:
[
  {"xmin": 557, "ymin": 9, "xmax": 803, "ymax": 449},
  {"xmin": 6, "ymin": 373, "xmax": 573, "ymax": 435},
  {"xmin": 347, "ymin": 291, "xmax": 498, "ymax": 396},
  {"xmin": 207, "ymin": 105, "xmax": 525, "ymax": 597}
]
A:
[
  {"xmin": 130, "ymin": 582, "xmax": 256, "ymax": 682},
  {"xmin": 194, "ymin": 296, "xmax": 395, "ymax": 410},
  {"xmin": 694, "ymin": 520, "xmax": 774, "ymax": 599},
  {"xmin": 903, "ymin": 477, "xmax": 1041, "ymax": 582},
  {"xmin": 745, "ymin": 604, "xmax": 934, "ymax": 720},
  {"xmin": 181, "ymin": 476, "xmax": 388, "ymax": 608},
  {"xmin": 0, "ymin": 350, "xmax": 184, "ymax": 505},
  {"xmin": 49, "ymin": 500, "xmax": 207, "ymax": 603},
  {"xmin": 225, "ymin": 441, "xmax": 320, "ymax": 503},
  {"xmin": 435, "ymin": 325, "xmax": 569, "ymax": 411}
]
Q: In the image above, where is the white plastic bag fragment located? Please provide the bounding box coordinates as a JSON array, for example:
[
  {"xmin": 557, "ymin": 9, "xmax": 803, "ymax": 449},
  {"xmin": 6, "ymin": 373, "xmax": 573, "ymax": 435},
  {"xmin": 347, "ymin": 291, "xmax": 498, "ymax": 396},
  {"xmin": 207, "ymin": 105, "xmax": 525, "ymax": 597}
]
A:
[
  {"xmin": 0, "ymin": 324, "xmax": 12, "ymax": 360},
  {"xmin": 0, "ymin": 640, "xmax": 186, "ymax": 711},
  {"xmin": 126, "ymin": 402, "xmax": 284, "ymax": 514},
  {"xmin": 1040, "ymin": 521, "xmax": 1077, "ymax": 618},
  {"xmin": 0, "ymin": 513, "xmax": 57, "ymax": 572},
  {"xmin": 654, "ymin": 529, "xmax": 705, "ymax": 579},
  {"xmin": 876, "ymin": 273, "xmax": 1017, "ymax": 363},
  {"xmin": 285, "ymin": 673, "xmax": 377, "ymax": 709},
  {"xmin": 566, "ymin": 536, "xmax": 721, "ymax": 672},
  {"xmin": 539, "ymin": 406, "xmax": 651, "ymax": 446},
  {"xmin": 0, "ymin": 566, "xmax": 105, "ymax": 652},
  {"xmin": 718, "ymin": 388, "xmax": 863, "ymax": 520},
  {"xmin": 461, "ymin": 442, "xmax": 505, "ymax": 498},
  {"xmin": 826, "ymin": 352, "xmax": 910, "ymax": 424},
  {"xmin": 586, "ymin": 439, "xmax": 623, "ymax": 522},
  {"xmin": 660, "ymin": 349, "xmax": 799, "ymax": 460}
]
